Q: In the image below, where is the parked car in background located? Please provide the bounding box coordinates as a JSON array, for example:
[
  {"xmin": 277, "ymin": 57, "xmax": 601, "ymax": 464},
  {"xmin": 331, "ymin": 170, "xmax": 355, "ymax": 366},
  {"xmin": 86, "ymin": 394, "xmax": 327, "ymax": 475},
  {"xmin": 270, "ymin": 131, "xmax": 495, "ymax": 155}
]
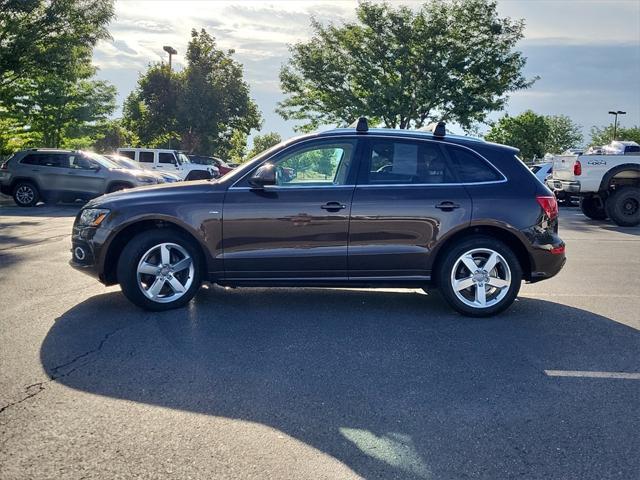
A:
[
  {"xmin": 530, "ymin": 162, "xmax": 552, "ymax": 183},
  {"xmin": 188, "ymin": 155, "xmax": 234, "ymax": 176},
  {"xmin": 0, "ymin": 149, "xmax": 161, "ymax": 207},
  {"xmin": 116, "ymin": 148, "xmax": 218, "ymax": 180},
  {"xmin": 70, "ymin": 119, "xmax": 565, "ymax": 317},
  {"xmin": 105, "ymin": 154, "xmax": 182, "ymax": 183},
  {"xmin": 552, "ymin": 140, "xmax": 640, "ymax": 225}
]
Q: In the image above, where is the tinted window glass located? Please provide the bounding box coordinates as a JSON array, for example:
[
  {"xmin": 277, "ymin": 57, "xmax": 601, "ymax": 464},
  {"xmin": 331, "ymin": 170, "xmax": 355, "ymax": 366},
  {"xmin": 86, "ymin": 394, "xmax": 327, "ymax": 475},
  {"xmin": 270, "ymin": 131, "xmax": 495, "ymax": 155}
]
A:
[
  {"xmin": 273, "ymin": 141, "xmax": 356, "ymax": 187},
  {"xmin": 21, "ymin": 154, "xmax": 40, "ymax": 165},
  {"xmin": 366, "ymin": 140, "xmax": 454, "ymax": 184},
  {"xmin": 35, "ymin": 154, "xmax": 68, "ymax": 168},
  {"xmin": 119, "ymin": 150, "xmax": 135, "ymax": 159},
  {"xmin": 139, "ymin": 151, "xmax": 154, "ymax": 163},
  {"xmin": 159, "ymin": 152, "xmax": 176, "ymax": 164},
  {"xmin": 69, "ymin": 155, "xmax": 94, "ymax": 169},
  {"xmin": 446, "ymin": 147, "xmax": 502, "ymax": 183}
]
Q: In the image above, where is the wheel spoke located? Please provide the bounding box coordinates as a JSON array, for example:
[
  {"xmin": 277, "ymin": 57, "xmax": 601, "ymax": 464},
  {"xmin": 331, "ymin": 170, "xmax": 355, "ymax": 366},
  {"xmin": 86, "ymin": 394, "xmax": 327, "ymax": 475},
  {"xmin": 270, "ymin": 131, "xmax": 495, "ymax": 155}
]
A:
[
  {"xmin": 475, "ymin": 284, "xmax": 487, "ymax": 306},
  {"xmin": 167, "ymin": 276, "xmax": 186, "ymax": 293},
  {"xmin": 482, "ymin": 252, "xmax": 498, "ymax": 273},
  {"xmin": 147, "ymin": 277, "xmax": 166, "ymax": 298},
  {"xmin": 454, "ymin": 276, "xmax": 475, "ymax": 291},
  {"xmin": 171, "ymin": 257, "xmax": 192, "ymax": 273},
  {"xmin": 160, "ymin": 244, "xmax": 171, "ymax": 265},
  {"xmin": 487, "ymin": 276, "xmax": 509, "ymax": 289},
  {"xmin": 138, "ymin": 262, "xmax": 158, "ymax": 275},
  {"xmin": 460, "ymin": 254, "xmax": 478, "ymax": 273}
]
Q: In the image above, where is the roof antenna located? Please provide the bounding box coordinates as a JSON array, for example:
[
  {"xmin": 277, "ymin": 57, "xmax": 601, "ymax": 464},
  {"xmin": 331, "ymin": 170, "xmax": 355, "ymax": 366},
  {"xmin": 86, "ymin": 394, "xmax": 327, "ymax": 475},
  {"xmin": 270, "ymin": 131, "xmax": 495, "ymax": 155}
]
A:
[
  {"xmin": 349, "ymin": 117, "xmax": 368, "ymax": 133},
  {"xmin": 420, "ymin": 121, "xmax": 446, "ymax": 138}
]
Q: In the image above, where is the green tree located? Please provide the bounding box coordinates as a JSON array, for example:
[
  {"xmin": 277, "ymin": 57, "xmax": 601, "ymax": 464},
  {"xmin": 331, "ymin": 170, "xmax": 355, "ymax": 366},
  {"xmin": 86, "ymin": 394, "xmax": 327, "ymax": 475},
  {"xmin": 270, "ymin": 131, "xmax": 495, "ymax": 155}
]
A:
[
  {"xmin": 543, "ymin": 115, "xmax": 583, "ymax": 154},
  {"xmin": 0, "ymin": 0, "xmax": 114, "ymax": 100},
  {"xmin": 92, "ymin": 119, "xmax": 139, "ymax": 153},
  {"xmin": 123, "ymin": 29, "xmax": 262, "ymax": 155},
  {"xmin": 246, "ymin": 132, "xmax": 282, "ymax": 160},
  {"xmin": 278, "ymin": 0, "xmax": 534, "ymax": 132},
  {"xmin": 122, "ymin": 64, "xmax": 181, "ymax": 147},
  {"xmin": 590, "ymin": 125, "xmax": 640, "ymax": 146},
  {"xmin": 485, "ymin": 110, "xmax": 549, "ymax": 161}
]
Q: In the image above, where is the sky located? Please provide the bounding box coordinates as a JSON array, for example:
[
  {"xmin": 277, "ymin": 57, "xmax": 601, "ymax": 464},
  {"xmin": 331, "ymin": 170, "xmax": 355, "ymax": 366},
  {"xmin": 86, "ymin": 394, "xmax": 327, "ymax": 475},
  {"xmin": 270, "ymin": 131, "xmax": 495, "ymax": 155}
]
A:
[{"xmin": 93, "ymin": 0, "xmax": 640, "ymax": 146}]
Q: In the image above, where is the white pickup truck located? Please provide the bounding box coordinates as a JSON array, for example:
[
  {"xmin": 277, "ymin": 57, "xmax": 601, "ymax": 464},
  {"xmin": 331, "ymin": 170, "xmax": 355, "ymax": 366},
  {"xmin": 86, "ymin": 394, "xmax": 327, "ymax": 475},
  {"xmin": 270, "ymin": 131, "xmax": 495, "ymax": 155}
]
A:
[{"xmin": 551, "ymin": 141, "xmax": 640, "ymax": 226}]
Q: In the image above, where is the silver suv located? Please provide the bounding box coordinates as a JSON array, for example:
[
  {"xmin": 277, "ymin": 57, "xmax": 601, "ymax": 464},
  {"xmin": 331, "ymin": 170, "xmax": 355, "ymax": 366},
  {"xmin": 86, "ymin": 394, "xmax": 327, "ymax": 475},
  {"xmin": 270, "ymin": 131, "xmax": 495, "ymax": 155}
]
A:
[{"xmin": 0, "ymin": 149, "xmax": 162, "ymax": 207}]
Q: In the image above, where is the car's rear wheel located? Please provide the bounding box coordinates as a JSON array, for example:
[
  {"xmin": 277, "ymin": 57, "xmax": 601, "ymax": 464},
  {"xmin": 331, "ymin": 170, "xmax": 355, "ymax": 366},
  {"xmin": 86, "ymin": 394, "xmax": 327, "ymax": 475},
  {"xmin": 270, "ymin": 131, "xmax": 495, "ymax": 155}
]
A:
[
  {"xmin": 117, "ymin": 229, "xmax": 203, "ymax": 311},
  {"xmin": 580, "ymin": 196, "xmax": 607, "ymax": 220},
  {"xmin": 438, "ymin": 236, "xmax": 522, "ymax": 317},
  {"xmin": 13, "ymin": 182, "xmax": 40, "ymax": 207},
  {"xmin": 605, "ymin": 187, "xmax": 640, "ymax": 227}
]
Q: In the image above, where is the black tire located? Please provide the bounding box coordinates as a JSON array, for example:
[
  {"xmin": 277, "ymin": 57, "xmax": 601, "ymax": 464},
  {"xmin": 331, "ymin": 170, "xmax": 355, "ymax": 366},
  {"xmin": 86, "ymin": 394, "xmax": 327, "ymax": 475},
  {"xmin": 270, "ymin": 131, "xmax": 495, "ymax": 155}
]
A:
[
  {"xmin": 605, "ymin": 187, "xmax": 640, "ymax": 227},
  {"xmin": 437, "ymin": 235, "xmax": 522, "ymax": 317},
  {"xmin": 579, "ymin": 196, "xmax": 607, "ymax": 220},
  {"xmin": 107, "ymin": 182, "xmax": 132, "ymax": 193},
  {"xmin": 12, "ymin": 181, "xmax": 40, "ymax": 207},
  {"xmin": 117, "ymin": 229, "xmax": 203, "ymax": 311}
]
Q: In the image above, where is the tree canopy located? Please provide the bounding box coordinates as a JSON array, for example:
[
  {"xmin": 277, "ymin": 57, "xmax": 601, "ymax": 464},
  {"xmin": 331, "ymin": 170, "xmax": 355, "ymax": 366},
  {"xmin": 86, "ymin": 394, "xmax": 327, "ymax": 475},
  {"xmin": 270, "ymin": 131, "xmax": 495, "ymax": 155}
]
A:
[
  {"xmin": 278, "ymin": 0, "xmax": 534, "ymax": 132},
  {"xmin": 245, "ymin": 132, "xmax": 282, "ymax": 160},
  {"xmin": 590, "ymin": 125, "xmax": 640, "ymax": 146},
  {"xmin": 123, "ymin": 29, "xmax": 261, "ymax": 157}
]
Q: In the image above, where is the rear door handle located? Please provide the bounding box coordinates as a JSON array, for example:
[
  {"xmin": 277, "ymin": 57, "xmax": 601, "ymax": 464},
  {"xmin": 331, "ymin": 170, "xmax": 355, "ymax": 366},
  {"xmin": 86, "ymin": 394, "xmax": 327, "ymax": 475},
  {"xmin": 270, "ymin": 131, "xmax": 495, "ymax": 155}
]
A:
[
  {"xmin": 321, "ymin": 202, "xmax": 347, "ymax": 211},
  {"xmin": 435, "ymin": 201, "xmax": 461, "ymax": 211}
]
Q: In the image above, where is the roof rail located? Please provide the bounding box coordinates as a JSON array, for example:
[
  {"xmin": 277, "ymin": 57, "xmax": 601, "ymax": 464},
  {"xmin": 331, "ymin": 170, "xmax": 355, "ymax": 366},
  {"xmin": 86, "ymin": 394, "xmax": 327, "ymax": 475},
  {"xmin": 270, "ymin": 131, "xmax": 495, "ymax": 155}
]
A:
[
  {"xmin": 349, "ymin": 117, "xmax": 368, "ymax": 133},
  {"xmin": 419, "ymin": 121, "xmax": 446, "ymax": 138}
]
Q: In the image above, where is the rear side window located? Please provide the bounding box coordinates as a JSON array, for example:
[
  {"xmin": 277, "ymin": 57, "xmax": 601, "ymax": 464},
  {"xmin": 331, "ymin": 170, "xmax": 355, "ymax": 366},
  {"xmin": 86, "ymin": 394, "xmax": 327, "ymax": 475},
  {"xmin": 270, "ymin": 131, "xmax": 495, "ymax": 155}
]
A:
[
  {"xmin": 22, "ymin": 153, "xmax": 68, "ymax": 168},
  {"xmin": 119, "ymin": 150, "xmax": 135, "ymax": 159},
  {"xmin": 365, "ymin": 140, "xmax": 455, "ymax": 184},
  {"xmin": 20, "ymin": 154, "xmax": 40, "ymax": 165},
  {"xmin": 446, "ymin": 146, "xmax": 502, "ymax": 183},
  {"xmin": 158, "ymin": 152, "xmax": 176, "ymax": 164},
  {"xmin": 139, "ymin": 151, "xmax": 154, "ymax": 163}
]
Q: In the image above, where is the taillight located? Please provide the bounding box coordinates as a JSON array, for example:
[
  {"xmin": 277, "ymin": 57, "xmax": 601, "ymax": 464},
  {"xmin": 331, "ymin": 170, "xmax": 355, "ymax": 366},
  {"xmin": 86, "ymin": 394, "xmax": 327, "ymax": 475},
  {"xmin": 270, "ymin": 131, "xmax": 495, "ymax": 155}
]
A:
[
  {"xmin": 573, "ymin": 160, "xmax": 582, "ymax": 176},
  {"xmin": 536, "ymin": 195, "xmax": 558, "ymax": 220}
]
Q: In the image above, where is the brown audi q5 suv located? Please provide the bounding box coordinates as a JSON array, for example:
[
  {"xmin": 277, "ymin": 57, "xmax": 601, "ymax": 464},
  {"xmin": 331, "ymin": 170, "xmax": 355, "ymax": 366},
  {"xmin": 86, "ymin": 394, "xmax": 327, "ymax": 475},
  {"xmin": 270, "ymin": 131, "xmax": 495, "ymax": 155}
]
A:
[{"xmin": 70, "ymin": 120, "xmax": 565, "ymax": 316}]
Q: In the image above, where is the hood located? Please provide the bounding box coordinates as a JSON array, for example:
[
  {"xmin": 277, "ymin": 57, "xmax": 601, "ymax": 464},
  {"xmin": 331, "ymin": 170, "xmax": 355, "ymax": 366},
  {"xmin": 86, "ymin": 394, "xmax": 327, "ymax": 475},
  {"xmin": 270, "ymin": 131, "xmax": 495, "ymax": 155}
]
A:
[{"xmin": 84, "ymin": 180, "xmax": 224, "ymax": 209}]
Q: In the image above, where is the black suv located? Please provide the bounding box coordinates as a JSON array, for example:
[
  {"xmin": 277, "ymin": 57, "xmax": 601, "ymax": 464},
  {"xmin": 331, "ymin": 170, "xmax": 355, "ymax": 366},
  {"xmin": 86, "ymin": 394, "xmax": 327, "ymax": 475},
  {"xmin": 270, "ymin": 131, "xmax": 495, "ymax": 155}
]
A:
[{"xmin": 70, "ymin": 120, "xmax": 565, "ymax": 316}]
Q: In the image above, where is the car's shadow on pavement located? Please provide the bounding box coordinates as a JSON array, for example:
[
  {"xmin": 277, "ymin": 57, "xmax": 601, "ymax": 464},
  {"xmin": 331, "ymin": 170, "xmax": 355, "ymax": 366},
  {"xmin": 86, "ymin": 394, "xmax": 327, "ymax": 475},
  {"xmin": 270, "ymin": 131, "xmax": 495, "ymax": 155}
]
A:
[{"xmin": 41, "ymin": 287, "xmax": 640, "ymax": 479}]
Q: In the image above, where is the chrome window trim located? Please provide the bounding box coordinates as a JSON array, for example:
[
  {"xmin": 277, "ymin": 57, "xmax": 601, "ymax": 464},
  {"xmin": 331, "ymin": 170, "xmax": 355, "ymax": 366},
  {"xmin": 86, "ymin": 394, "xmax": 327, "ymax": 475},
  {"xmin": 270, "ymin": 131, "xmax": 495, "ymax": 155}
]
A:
[
  {"xmin": 229, "ymin": 185, "xmax": 356, "ymax": 191},
  {"xmin": 230, "ymin": 133, "xmax": 508, "ymax": 189}
]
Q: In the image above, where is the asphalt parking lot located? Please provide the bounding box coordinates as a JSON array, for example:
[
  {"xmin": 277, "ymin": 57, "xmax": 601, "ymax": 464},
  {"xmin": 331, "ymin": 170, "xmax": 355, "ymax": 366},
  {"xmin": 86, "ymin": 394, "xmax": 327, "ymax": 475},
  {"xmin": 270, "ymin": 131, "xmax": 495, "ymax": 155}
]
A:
[{"xmin": 0, "ymin": 196, "xmax": 639, "ymax": 480}]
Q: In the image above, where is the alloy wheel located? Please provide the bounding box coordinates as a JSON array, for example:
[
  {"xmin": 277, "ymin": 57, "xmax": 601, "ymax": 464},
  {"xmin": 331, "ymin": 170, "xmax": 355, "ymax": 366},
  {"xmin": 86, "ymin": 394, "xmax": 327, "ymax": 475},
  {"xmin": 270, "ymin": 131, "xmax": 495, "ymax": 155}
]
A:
[
  {"xmin": 15, "ymin": 185, "xmax": 35, "ymax": 205},
  {"xmin": 450, "ymin": 248, "xmax": 512, "ymax": 309},
  {"xmin": 136, "ymin": 242, "xmax": 194, "ymax": 303}
]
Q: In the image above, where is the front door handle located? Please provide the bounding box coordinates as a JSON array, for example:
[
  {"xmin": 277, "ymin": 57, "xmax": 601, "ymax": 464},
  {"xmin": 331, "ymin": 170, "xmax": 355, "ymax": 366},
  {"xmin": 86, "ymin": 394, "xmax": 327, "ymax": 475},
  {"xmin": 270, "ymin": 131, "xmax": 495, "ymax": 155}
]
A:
[
  {"xmin": 321, "ymin": 202, "xmax": 347, "ymax": 211},
  {"xmin": 435, "ymin": 201, "xmax": 461, "ymax": 211}
]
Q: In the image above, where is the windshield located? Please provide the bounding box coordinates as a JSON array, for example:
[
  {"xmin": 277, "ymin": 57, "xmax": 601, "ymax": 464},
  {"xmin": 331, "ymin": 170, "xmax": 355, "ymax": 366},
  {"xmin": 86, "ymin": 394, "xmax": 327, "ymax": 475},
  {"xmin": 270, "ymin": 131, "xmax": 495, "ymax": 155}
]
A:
[
  {"xmin": 82, "ymin": 151, "xmax": 121, "ymax": 169},
  {"xmin": 178, "ymin": 153, "xmax": 190, "ymax": 165},
  {"xmin": 108, "ymin": 156, "xmax": 143, "ymax": 170}
]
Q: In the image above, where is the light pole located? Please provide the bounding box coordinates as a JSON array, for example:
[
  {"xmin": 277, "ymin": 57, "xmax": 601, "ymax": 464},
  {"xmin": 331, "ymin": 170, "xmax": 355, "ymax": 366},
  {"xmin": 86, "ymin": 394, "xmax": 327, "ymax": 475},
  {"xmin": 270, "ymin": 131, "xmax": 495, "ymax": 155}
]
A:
[
  {"xmin": 163, "ymin": 45, "xmax": 177, "ymax": 70},
  {"xmin": 608, "ymin": 110, "xmax": 626, "ymax": 141}
]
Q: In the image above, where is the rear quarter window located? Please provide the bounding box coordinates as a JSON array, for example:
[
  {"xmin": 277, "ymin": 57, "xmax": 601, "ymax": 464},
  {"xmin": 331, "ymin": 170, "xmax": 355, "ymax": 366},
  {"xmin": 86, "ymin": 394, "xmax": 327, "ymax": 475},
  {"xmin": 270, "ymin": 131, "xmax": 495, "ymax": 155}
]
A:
[{"xmin": 445, "ymin": 146, "xmax": 503, "ymax": 183}]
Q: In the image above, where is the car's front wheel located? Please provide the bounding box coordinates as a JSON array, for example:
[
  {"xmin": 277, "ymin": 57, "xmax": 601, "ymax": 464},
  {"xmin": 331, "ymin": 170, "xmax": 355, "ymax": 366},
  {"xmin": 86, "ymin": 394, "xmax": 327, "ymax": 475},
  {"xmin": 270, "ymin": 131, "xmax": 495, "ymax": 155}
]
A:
[
  {"xmin": 117, "ymin": 229, "xmax": 203, "ymax": 311},
  {"xmin": 438, "ymin": 236, "xmax": 522, "ymax": 317},
  {"xmin": 13, "ymin": 182, "xmax": 40, "ymax": 207}
]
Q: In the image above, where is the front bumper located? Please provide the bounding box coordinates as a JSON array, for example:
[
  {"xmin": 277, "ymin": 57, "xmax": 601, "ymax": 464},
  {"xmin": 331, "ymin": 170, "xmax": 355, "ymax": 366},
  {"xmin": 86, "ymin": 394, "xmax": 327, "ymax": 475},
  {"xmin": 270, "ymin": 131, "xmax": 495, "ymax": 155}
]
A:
[{"xmin": 69, "ymin": 225, "xmax": 106, "ymax": 282}]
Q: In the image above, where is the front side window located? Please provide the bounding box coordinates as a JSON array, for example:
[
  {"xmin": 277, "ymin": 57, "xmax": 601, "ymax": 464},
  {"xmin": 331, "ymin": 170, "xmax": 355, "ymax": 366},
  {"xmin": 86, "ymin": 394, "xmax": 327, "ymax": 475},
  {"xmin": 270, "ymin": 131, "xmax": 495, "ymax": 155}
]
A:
[
  {"xmin": 273, "ymin": 141, "xmax": 356, "ymax": 187},
  {"xmin": 37, "ymin": 154, "xmax": 68, "ymax": 168},
  {"xmin": 139, "ymin": 151, "xmax": 154, "ymax": 163},
  {"xmin": 159, "ymin": 152, "xmax": 176, "ymax": 164},
  {"xmin": 446, "ymin": 146, "xmax": 502, "ymax": 183},
  {"xmin": 366, "ymin": 140, "xmax": 454, "ymax": 184}
]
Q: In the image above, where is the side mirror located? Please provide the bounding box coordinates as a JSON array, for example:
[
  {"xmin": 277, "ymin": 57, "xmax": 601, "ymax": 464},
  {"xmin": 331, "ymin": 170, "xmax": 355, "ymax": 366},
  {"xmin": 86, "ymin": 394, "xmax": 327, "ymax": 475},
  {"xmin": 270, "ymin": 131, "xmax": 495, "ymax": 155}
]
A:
[{"xmin": 248, "ymin": 163, "xmax": 276, "ymax": 189}]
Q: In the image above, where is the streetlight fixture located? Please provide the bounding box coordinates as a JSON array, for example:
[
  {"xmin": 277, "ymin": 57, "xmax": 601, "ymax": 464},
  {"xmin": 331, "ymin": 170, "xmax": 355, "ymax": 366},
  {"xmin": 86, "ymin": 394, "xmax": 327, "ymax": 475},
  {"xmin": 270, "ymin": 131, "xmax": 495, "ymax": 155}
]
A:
[
  {"xmin": 163, "ymin": 45, "xmax": 177, "ymax": 70},
  {"xmin": 608, "ymin": 110, "xmax": 626, "ymax": 141}
]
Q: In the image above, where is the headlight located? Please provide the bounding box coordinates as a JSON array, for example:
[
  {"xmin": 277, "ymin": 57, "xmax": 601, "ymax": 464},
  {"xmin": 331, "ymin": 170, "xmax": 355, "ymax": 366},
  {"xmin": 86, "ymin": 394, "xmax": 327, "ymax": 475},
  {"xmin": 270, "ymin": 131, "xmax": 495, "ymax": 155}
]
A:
[{"xmin": 78, "ymin": 208, "xmax": 110, "ymax": 227}]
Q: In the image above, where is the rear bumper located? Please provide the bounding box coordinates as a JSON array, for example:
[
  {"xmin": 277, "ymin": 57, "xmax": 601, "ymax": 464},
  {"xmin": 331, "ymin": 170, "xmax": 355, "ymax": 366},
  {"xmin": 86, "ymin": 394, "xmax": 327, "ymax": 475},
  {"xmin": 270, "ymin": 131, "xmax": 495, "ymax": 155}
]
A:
[
  {"xmin": 553, "ymin": 180, "xmax": 581, "ymax": 193},
  {"xmin": 527, "ymin": 233, "xmax": 566, "ymax": 283}
]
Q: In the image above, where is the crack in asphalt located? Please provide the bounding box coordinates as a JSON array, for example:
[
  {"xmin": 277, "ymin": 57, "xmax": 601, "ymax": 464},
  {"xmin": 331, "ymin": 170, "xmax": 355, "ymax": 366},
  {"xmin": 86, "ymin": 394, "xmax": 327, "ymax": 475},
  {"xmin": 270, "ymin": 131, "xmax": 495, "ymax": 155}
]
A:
[{"xmin": 0, "ymin": 325, "xmax": 128, "ymax": 415}]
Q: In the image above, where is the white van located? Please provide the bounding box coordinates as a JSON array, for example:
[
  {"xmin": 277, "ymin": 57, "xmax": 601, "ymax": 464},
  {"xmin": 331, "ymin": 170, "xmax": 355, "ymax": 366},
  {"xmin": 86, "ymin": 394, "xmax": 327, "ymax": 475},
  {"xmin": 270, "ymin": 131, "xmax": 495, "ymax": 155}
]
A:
[{"xmin": 116, "ymin": 148, "xmax": 219, "ymax": 180}]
